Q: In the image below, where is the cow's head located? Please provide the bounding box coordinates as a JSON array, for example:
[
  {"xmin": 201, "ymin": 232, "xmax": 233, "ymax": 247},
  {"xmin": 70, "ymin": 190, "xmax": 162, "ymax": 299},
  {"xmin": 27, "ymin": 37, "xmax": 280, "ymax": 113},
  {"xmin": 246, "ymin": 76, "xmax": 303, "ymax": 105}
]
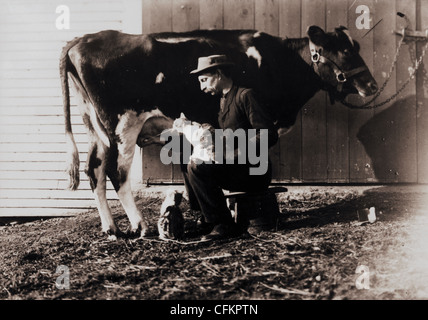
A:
[{"xmin": 307, "ymin": 25, "xmax": 378, "ymax": 102}]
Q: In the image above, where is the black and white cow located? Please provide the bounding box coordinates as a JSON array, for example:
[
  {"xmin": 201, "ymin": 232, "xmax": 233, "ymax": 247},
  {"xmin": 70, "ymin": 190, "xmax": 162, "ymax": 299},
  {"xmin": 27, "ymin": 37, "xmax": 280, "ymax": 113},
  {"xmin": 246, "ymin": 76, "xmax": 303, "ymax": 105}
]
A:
[{"xmin": 60, "ymin": 26, "xmax": 377, "ymax": 239}]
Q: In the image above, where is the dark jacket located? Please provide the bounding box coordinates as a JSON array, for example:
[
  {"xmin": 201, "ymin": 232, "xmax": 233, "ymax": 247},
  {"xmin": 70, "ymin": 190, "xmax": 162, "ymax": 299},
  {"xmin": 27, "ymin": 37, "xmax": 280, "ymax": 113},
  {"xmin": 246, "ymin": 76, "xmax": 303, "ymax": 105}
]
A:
[{"xmin": 218, "ymin": 85, "xmax": 278, "ymax": 162}]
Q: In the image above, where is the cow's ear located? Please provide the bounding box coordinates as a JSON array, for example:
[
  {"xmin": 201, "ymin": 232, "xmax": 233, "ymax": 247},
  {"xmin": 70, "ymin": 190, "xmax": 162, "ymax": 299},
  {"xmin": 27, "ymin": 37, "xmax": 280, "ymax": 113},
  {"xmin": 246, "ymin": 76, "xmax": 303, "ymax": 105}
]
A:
[
  {"xmin": 307, "ymin": 25, "xmax": 327, "ymax": 47},
  {"xmin": 335, "ymin": 25, "xmax": 348, "ymax": 32},
  {"xmin": 353, "ymin": 40, "xmax": 360, "ymax": 52}
]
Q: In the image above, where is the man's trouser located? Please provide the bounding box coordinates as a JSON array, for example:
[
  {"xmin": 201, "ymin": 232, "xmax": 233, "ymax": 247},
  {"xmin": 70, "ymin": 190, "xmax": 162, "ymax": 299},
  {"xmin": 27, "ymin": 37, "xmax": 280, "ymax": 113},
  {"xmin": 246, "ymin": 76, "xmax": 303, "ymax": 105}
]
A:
[{"xmin": 181, "ymin": 161, "xmax": 272, "ymax": 225}]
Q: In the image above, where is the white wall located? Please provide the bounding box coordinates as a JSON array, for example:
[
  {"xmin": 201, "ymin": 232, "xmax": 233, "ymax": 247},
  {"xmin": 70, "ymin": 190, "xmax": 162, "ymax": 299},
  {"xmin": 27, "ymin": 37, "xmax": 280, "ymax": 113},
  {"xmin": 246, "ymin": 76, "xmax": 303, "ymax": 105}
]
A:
[{"xmin": 0, "ymin": 0, "xmax": 143, "ymax": 217}]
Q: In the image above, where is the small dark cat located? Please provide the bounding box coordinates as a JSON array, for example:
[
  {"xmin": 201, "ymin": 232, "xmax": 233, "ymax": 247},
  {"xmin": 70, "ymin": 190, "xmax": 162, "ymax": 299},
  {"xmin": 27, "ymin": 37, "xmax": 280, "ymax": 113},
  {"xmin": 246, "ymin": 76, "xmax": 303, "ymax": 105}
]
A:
[{"xmin": 157, "ymin": 189, "xmax": 184, "ymax": 240}]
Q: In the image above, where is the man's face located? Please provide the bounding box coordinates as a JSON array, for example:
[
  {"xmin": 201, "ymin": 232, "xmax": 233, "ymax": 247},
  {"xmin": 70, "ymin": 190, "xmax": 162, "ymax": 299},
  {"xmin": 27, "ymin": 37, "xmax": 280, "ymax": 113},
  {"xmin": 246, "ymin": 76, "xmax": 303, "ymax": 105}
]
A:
[{"xmin": 198, "ymin": 72, "xmax": 221, "ymax": 96}]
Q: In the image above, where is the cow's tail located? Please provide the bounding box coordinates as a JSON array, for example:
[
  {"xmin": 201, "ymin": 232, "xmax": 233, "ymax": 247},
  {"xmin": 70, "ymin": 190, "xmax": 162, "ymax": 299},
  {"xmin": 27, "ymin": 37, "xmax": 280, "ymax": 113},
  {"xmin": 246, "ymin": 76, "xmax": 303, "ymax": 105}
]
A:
[{"xmin": 60, "ymin": 41, "xmax": 80, "ymax": 190}]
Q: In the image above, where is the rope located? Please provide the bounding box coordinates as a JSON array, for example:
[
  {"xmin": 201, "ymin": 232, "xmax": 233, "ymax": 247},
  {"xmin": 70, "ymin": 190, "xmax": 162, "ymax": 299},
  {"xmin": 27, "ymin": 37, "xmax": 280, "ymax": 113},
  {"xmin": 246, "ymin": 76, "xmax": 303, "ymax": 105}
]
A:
[{"xmin": 340, "ymin": 34, "xmax": 428, "ymax": 110}]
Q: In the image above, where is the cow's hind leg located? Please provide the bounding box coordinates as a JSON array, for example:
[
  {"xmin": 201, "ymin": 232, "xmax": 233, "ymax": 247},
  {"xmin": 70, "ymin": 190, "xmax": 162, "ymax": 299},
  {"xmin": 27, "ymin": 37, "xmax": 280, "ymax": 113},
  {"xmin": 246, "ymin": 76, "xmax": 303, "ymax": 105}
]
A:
[
  {"xmin": 86, "ymin": 138, "xmax": 122, "ymax": 240},
  {"xmin": 106, "ymin": 145, "xmax": 148, "ymax": 238},
  {"xmin": 106, "ymin": 110, "xmax": 152, "ymax": 237},
  {"xmin": 70, "ymin": 72, "xmax": 121, "ymax": 240}
]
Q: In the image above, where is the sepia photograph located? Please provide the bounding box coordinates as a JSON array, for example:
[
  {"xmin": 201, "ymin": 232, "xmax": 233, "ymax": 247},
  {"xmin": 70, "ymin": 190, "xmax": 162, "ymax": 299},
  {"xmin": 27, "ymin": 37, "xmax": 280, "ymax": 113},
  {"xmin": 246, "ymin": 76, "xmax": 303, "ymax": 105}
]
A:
[{"xmin": 0, "ymin": 0, "xmax": 427, "ymax": 308}]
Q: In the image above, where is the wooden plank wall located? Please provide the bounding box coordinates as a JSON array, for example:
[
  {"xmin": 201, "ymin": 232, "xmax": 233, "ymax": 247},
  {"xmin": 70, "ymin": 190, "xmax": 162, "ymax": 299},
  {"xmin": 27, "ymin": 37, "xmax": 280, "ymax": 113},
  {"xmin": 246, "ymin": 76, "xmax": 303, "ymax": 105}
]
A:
[
  {"xmin": 141, "ymin": 0, "xmax": 427, "ymax": 184},
  {"xmin": 416, "ymin": 0, "xmax": 428, "ymax": 183},
  {"xmin": 0, "ymin": 0, "xmax": 142, "ymax": 217}
]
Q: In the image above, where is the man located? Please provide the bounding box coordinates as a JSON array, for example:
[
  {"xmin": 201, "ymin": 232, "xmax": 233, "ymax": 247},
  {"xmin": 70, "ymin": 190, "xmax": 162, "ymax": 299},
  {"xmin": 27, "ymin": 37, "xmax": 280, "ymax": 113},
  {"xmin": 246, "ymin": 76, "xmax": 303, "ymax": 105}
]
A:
[{"xmin": 184, "ymin": 54, "xmax": 278, "ymax": 240}]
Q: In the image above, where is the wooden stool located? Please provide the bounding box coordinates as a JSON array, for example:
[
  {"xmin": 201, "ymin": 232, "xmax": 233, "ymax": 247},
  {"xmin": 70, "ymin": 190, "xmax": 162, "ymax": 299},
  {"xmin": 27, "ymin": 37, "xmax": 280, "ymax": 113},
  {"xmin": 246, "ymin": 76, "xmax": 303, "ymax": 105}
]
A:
[{"xmin": 224, "ymin": 186, "xmax": 288, "ymax": 232}]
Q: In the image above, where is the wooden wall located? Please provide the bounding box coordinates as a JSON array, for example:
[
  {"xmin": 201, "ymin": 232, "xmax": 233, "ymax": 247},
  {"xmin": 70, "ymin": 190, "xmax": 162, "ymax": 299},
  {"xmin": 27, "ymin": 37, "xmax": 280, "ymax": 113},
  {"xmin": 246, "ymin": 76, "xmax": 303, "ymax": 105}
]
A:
[{"xmin": 141, "ymin": 0, "xmax": 428, "ymax": 184}]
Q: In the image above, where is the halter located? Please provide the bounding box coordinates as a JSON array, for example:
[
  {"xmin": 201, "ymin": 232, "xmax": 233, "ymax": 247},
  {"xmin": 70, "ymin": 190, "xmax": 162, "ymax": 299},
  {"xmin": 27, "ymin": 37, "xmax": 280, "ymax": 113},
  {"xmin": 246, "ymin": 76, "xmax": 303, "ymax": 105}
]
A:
[{"xmin": 309, "ymin": 40, "xmax": 368, "ymax": 92}]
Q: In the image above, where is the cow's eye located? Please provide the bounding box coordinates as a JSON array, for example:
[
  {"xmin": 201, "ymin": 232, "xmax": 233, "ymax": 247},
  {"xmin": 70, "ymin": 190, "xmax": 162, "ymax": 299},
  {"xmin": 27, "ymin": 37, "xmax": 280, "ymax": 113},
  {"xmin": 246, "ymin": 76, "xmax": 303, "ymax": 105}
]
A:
[{"xmin": 343, "ymin": 49, "xmax": 351, "ymax": 57}]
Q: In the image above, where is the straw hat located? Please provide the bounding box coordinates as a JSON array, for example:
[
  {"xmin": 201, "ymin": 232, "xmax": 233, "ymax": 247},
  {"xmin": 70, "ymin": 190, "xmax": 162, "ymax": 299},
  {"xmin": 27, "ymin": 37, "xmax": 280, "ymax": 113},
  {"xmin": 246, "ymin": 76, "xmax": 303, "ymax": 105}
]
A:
[{"xmin": 190, "ymin": 54, "xmax": 234, "ymax": 75}]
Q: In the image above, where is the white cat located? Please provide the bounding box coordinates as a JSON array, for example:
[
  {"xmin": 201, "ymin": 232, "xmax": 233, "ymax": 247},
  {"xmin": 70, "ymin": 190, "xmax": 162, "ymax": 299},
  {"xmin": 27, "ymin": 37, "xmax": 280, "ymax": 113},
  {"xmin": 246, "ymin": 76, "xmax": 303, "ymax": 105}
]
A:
[{"xmin": 172, "ymin": 113, "xmax": 217, "ymax": 164}]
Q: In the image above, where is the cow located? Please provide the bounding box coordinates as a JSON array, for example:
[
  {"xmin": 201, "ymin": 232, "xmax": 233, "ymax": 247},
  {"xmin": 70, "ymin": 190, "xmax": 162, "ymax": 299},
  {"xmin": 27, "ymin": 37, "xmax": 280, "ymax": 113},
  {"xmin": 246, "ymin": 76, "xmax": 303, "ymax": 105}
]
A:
[{"xmin": 60, "ymin": 26, "xmax": 378, "ymax": 240}]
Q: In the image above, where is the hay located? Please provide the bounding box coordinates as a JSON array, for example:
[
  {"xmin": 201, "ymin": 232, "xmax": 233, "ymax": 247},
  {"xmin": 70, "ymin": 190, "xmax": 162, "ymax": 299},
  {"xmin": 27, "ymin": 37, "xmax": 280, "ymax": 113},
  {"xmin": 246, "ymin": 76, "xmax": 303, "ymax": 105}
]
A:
[{"xmin": 1, "ymin": 186, "xmax": 426, "ymax": 299}]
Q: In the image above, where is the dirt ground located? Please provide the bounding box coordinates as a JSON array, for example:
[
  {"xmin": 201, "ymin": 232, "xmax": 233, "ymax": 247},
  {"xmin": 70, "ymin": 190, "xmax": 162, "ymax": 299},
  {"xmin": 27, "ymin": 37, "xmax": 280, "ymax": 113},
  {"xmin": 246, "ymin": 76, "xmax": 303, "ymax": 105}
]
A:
[{"xmin": 1, "ymin": 184, "xmax": 427, "ymax": 300}]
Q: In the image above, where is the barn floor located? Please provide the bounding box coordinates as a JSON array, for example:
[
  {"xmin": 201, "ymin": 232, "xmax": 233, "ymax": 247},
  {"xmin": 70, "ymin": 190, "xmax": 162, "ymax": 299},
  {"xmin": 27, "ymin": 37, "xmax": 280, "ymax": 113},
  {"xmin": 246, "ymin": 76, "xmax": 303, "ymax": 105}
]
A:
[{"xmin": 0, "ymin": 184, "xmax": 427, "ymax": 300}]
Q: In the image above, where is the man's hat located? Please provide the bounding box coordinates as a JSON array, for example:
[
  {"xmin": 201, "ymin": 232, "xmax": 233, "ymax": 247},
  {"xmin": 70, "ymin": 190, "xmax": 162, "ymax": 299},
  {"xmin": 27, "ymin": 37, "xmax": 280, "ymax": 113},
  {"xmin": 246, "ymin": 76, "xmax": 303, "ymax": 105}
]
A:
[{"xmin": 190, "ymin": 54, "xmax": 234, "ymax": 75}]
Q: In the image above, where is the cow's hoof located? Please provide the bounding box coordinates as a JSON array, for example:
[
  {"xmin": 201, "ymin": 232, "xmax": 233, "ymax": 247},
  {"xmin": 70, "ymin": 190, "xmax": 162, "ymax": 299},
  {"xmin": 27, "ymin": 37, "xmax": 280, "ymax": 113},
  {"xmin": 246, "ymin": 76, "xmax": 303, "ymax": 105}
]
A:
[
  {"xmin": 126, "ymin": 228, "xmax": 140, "ymax": 238},
  {"xmin": 107, "ymin": 234, "xmax": 118, "ymax": 241},
  {"xmin": 127, "ymin": 221, "xmax": 149, "ymax": 238},
  {"xmin": 105, "ymin": 228, "xmax": 124, "ymax": 240},
  {"xmin": 139, "ymin": 228, "xmax": 149, "ymax": 238},
  {"xmin": 139, "ymin": 221, "xmax": 149, "ymax": 238}
]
